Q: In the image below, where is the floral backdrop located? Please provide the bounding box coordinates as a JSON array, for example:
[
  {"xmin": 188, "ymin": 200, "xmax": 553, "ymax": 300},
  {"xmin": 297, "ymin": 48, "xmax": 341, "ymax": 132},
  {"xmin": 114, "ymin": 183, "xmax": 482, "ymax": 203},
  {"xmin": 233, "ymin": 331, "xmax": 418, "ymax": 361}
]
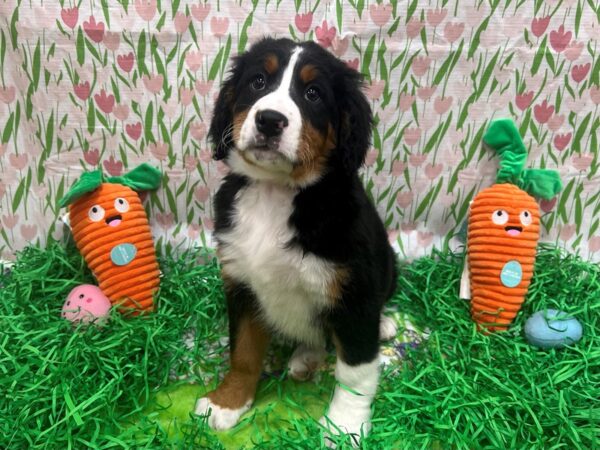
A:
[{"xmin": 0, "ymin": 0, "xmax": 599, "ymax": 262}]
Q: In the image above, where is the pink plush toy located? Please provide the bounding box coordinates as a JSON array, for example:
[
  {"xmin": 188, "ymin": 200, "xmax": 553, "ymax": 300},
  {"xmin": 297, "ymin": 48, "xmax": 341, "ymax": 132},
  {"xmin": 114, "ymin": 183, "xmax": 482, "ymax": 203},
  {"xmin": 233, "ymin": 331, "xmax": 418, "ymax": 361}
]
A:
[{"xmin": 62, "ymin": 285, "xmax": 112, "ymax": 324}]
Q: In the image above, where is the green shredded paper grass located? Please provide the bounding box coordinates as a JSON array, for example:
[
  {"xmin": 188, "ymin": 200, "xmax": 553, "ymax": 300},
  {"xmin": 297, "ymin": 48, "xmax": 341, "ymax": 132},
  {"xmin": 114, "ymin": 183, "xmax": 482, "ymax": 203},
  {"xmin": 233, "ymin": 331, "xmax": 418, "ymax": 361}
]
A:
[{"xmin": 1, "ymin": 243, "xmax": 598, "ymax": 449}]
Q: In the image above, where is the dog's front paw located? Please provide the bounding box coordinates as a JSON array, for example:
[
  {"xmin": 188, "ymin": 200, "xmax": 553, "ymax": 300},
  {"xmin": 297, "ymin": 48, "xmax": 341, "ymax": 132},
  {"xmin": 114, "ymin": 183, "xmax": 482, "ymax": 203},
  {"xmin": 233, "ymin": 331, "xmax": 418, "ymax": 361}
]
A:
[
  {"xmin": 319, "ymin": 412, "xmax": 371, "ymax": 448},
  {"xmin": 194, "ymin": 396, "xmax": 251, "ymax": 431}
]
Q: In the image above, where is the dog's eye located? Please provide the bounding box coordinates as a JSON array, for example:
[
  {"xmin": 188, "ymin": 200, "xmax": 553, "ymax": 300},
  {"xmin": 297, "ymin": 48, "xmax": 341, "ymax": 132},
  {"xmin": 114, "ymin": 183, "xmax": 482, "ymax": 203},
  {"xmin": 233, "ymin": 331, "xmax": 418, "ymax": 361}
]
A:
[
  {"xmin": 251, "ymin": 74, "xmax": 266, "ymax": 91},
  {"xmin": 304, "ymin": 86, "xmax": 320, "ymax": 103}
]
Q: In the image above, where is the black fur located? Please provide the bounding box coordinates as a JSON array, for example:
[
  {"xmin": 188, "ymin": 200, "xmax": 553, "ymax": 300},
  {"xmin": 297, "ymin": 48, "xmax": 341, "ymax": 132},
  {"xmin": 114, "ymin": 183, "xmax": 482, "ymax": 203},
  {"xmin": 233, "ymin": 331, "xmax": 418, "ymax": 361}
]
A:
[
  {"xmin": 211, "ymin": 38, "xmax": 396, "ymax": 367},
  {"xmin": 208, "ymin": 55, "xmax": 244, "ymax": 161}
]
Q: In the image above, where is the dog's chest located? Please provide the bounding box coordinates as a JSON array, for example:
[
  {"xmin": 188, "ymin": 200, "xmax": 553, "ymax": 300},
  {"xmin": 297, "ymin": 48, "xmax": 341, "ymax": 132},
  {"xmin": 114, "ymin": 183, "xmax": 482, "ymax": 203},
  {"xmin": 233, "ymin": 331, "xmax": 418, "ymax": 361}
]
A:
[{"xmin": 217, "ymin": 182, "xmax": 334, "ymax": 343}]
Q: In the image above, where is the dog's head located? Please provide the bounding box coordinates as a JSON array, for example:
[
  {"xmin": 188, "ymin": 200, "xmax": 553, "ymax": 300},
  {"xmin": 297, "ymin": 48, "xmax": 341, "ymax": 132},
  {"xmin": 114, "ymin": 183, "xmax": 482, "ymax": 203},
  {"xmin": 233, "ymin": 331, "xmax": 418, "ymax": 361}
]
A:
[{"xmin": 209, "ymin": 38, "xmax": 372, "ymax": 186}]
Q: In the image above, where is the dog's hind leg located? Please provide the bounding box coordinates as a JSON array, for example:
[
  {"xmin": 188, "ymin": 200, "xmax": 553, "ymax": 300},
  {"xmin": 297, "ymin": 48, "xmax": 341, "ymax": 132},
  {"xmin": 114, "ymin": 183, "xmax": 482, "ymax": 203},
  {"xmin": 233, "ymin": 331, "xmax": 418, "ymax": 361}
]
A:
[{"xmin": 287, "ymin": 343, "xmax": 327, "ymax": 381}]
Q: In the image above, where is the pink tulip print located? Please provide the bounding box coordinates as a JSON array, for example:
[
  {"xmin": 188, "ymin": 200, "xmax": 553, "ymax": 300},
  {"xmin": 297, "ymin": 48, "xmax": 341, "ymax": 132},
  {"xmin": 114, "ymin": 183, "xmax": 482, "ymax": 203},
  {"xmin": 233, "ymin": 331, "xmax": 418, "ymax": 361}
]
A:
[
  {"xmin": 185, "ymin": 50, "xmax": 203, "ymax": 71},
  {"xmin": 396, "ymin": 192, "xmax": 413, "ymax": 208},
  {"xmin": 190, "ymin": 122, "xmax": 207, "ymax": 141},
  {"xmin": 0, "ymin": 85, "xmax": 16, "ymax": 104},
  {"xmin": 531, "ymin": 16, "xmax": 550, "ymax": 37},
  {"xmin": 424, "ymin": 163, "xmax": 443, "ymax": 180},
  {"xmin": 20, "ymin": 224, "xmax": 37, "ymax": 241},
  {"xmin": 315, "ymin": 20, "xmax": 336, "ymax": 48},
  {"xmin": 148, "ymin": 142, "xmax": 169, "ymax": 160},
  {"xmin": 103, "ymin": 32, "xmax": 120, "ymax": 51},
  {"xmin": 74, "ymin": 82, "xmax": 90, "ymax": 101},
  {"xmin": 189, "ymin": 4, "xmax": 208, "ymax": 23},
  {"xmin": 9, "ymin": 153, "xmax": 28, "ymax": 170},
  {"xmin": 365, "ymin": 80, "xmax": 386, "ymax": 100},
  {"xmin": 409, "ymin": 153, "xmax": 427, "ymax": 167},
  {"xmin": 126, "ymin": 122, "xmax": 142, "ymax": 140},
  {"xmin": 406, "ymin": 18, "xmax": 425, "ymax": 38},
  {"xmin": 571, "ymin": 63, "xmax": 590, "ymax": 83},
  {"xmin": 427, "ymin": 8, "xmax": 447, "ymax": 27},
  {"xmin": 404, "ymin": 129, "xmax": 421, "ymax": 146},
  {"xmin": 83, "ymin": 16, "xmax": 105, "ymax": 43},
  {"xmin": 364, "ymin": 149, "xmax": 378, "ymax": 167},
  {"xmin": 295, "ymin": 12, "xmax": 313, "ymax": 33},
  {"xmin": 117, "ymin": 53, "xmax": 135, "ymax": 72},
  {"xmin": 142, "ymin": 74, "xmax": 164, "ymax": 94},
  {"xmin": 94, "ymin": 89, "xmax": 115, "ymax": 114},
  {"xmin": 554, "ymin": 133, "xmax": 573, "ymax": 152},
  {"xmin": 113, "ymin": 104, "xmax": 129, "ymax": 121},
  {"xmin": 417, "ymin": 86, "xmax": 436, "ymax": 100},
  {"xmin": 392, "ymin": 160, "xmax": 406, "ymax": 176},
  {"xmin": 103, "ymin": 156, "xmax": 123, "ymax": 176},
  {"xmin": 180, "ymin": 87, "xmax": 195, "ymax": 106},
  {"xmin": 61, "ymin": 7, "xmax": 78, "ymax": 29},
  {"xmin": 444, "ymin": 22, "xmax": 464, "ymax": 43},
  {"xmin": 83, "ymin": 148, "xmax": 100, "ymax": 165},
  {"xmin": 174, "ymin": 12, "xmax": 191, "ymax": 34},
  {"xmin": 589, "ymin": 236, "xmax": 600, "ymax": 254},
  {"xmin": 195, "ymin": 80, "xmax": 213, "ymax": 96},
  {"xmin": 399, "ymin": 93, "xmax": 415, "ymax": 112},
  {"xmin": 210, "ymin": 17, "xmax": 229, "ymax": 38},
  {"xmin": 2, "ymin": 214, "xmax": 20, "ymax": 229},
  {"xmin": 412, "ymin": 57, "xmax": 431, "ymax": 77},
  {"xmin": 370, "ymin": 3, "xmax": 392, "ymax": 27},
  {"xmin": 533, "ymin": 100, "xmax": 554, "ymax": 124},
  {"xmin": 549, "ymin": 25, "xmax": 572, "ymax": 53},
  {"xmin": 564, "ymin": 41, "xmax": 584, "ymax": 61},
  {"xmin": 540, "ymin": 197, "xmax": 557, "ymax": 213},
  {"xmin": 135, "ymin": 0, "xmax": 157, "ymax": 21},
  {"xmin": 184, "ymin": 155, "xmax": 198, "ymax": 171},
  {"xmin": 547, "ymin": 114, "xmax": 564, "ymax": 131},
  {"xmin": 434, "ymin": 96, "xmax": 452, "ymax": 114},
  {"xmin": 0, "ymin": 0, "xmax": 599, "ymax": 262}
]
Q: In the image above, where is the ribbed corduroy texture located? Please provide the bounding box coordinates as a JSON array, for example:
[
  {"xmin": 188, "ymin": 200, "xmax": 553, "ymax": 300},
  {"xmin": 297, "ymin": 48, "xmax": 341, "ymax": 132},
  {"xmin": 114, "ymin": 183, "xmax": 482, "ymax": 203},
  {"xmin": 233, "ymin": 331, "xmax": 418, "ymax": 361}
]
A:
[
  {"xmin": 69, "ymin": 183, "xmax": 159, "ymax": 312},
  {"xmin": 468, "ymin": 183, "xmax": 540, "ymax": 330}
]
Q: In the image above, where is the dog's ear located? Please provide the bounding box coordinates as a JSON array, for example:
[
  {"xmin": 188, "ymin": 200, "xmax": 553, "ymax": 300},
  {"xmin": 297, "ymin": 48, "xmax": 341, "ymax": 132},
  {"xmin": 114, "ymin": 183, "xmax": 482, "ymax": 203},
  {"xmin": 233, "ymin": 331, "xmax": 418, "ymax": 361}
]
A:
[
  {"xmin": 336, "ymin": 68, "xmax": 373, "ymax": 173},
  {"xmin": 209, "ymin": 57, "xmax": 244, "ymax": 161}
]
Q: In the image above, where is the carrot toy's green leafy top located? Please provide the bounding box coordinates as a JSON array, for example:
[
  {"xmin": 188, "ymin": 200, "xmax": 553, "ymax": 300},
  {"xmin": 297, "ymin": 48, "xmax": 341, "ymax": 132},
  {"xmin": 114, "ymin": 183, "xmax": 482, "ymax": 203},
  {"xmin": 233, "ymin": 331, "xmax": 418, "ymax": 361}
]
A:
[
  {"xmin": 483, "ymin": 119, "xmax": 563, "ymax": 200},
  {"xmin": 59, "ymin": 163, "xmax": 162, "ymax": 208}
]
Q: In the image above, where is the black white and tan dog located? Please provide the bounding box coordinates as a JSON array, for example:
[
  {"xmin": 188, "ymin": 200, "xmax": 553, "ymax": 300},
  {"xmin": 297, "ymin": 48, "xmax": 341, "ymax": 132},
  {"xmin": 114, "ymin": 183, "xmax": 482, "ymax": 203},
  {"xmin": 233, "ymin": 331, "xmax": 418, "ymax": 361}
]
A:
[{"xmin": 194, "ymin": 37, "xmax": 398, "ymax": 445}]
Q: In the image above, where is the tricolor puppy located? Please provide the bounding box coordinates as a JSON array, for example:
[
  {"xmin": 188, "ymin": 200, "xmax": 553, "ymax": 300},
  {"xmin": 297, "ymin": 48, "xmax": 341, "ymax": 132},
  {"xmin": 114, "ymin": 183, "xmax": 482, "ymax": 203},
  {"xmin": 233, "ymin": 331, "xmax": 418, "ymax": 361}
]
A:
[{"xmin": 195, "ymin": 38, "xmax": 397, "ymax": 445}]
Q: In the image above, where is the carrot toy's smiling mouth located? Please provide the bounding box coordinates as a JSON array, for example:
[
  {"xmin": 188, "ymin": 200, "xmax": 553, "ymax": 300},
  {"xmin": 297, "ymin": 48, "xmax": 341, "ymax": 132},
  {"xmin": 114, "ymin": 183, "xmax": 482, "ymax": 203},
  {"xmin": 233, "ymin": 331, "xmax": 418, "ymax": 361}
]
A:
[
  {"xmin": 505, "ymin": 225, "xmax": 523, "ymax": 236},
  {"xmin": 106, "ymin": 215, "xmax": 123, "ymax": 227}
]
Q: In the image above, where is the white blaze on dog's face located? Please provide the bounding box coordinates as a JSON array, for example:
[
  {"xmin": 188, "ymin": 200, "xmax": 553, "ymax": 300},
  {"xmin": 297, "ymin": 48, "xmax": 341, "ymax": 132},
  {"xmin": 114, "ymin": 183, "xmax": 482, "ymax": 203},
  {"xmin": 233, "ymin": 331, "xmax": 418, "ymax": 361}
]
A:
[
  {"xmin": 209, "ymin": 38, "xmax": 373, "ymax": 186},
  {"xmin": 237, "ymin": 47, "xmax": 303, "ymax": 173}
]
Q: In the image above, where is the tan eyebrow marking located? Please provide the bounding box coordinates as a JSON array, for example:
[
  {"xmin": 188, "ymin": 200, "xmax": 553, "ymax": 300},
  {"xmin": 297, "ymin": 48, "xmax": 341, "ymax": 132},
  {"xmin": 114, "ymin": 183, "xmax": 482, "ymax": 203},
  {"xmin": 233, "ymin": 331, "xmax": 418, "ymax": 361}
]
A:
[
  {"xmin": 264, "ymin": 53, "xmax": 279, "ymax": 74},
  {"xmin": 299, "ymin": 64, "xmax": 319, "ymax": 83}
]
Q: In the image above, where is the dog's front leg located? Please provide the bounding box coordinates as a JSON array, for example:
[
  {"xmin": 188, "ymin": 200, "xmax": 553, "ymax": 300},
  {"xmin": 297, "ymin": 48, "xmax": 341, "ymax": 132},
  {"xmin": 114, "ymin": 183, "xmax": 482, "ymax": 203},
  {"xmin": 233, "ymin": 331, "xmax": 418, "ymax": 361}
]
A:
[
  {"xmin": 320, "ymin": 309, "xmax": 381, "ymax": 447},
  {"xmin": 195, "ymin": 281, "xmax": 269, "ymax": 430}
]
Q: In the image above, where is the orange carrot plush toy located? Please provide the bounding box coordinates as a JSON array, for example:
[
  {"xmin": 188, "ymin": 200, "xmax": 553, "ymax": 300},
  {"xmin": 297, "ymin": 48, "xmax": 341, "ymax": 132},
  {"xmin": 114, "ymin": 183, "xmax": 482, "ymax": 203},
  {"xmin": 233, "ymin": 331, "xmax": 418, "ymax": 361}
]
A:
[
  {"xmin": 465, "ymin": 119, "xmax": 562, "ymax": 331},
  {"xmin": 59, "ymin": 163, "xmax": 162, "ymax": 314}
]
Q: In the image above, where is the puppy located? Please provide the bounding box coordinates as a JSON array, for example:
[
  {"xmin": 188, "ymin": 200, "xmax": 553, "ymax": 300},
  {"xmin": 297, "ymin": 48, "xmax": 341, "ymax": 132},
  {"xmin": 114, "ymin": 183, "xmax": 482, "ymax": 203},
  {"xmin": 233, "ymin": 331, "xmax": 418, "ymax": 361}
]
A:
[{"xmin": 195, "ymin": 37, "xmax": 397, "ymax": 445}]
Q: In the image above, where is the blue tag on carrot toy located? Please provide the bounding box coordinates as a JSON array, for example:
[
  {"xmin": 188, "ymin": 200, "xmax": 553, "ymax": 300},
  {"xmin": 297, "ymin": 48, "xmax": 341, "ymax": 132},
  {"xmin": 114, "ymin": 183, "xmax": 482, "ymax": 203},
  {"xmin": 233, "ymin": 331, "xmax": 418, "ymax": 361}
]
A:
[
  {"xmin": 111, "ymin": 243, "xmax": 137, "ymax": 266},
  {"xmin": 500, "ymin": 260, "xmax": 522, "ymax": 288}
]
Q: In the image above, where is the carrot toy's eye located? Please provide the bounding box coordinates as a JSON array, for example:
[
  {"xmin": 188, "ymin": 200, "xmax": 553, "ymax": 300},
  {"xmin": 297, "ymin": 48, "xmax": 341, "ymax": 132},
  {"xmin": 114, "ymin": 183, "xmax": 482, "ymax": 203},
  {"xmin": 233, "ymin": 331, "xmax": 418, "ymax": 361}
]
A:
[
  {"xmin": 520, "ymin": 210, "xmax": 532, "ymax": 226},
  {"xmin": 88, "ymin": 205, "xmax": 106, "ymax": 222},
  {"xmin": 114, "ymin": 197, "xmax": 130, "ymax": 213},
  {"xmin": 491, "ymin": 210, "xmax": 509, "ymax": 225}
]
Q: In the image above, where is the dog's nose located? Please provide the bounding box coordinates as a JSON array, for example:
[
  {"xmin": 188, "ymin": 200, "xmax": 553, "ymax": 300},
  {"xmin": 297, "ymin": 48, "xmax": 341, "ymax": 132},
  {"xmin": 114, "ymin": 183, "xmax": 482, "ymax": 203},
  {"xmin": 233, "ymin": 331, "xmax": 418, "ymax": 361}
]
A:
[{"xmin": 255, "ymin": 110, "xmax": 288, "ymax": 138}]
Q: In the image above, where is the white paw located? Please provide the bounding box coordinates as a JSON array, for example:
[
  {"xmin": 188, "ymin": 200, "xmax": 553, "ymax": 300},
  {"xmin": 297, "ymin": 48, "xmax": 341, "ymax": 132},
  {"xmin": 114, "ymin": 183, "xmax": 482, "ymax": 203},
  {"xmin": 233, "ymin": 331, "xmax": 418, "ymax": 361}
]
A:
[
  {"xmin": 379, "ymin": 315, "xmax": 397, "ymax": 341},
  {"xmin": 288, "ymin": 344, "xmax": 327, "ymax": 381},
  {"xmin": 319, "ymin": 414, "xmax": 371, "ymax": 448},
  {"xmin": 194, "ymin": 396, "xmax": 251, "ymax": 431}
]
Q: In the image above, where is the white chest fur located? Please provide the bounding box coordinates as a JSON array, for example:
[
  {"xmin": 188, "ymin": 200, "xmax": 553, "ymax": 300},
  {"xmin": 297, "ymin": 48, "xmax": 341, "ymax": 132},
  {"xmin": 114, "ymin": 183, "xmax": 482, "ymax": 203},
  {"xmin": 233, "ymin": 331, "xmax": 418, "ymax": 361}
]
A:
[{"xmin": 218, "ymin": 182, "xmax": 335, "ymax": 345}]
